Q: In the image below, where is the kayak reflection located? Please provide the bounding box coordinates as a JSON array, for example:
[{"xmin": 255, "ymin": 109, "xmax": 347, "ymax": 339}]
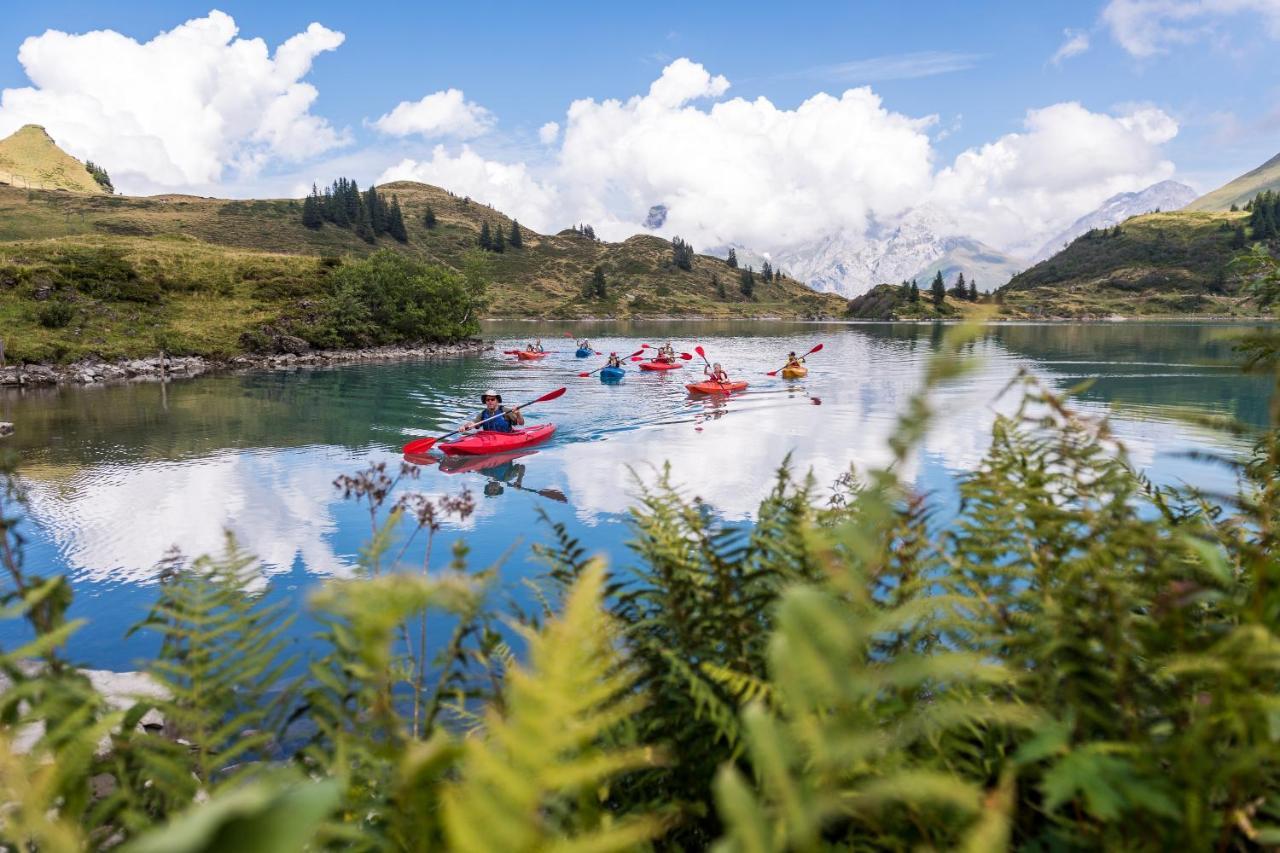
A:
[{"xmin": 439, "ymin": 449, "xmax": 567, "ymax": 503}]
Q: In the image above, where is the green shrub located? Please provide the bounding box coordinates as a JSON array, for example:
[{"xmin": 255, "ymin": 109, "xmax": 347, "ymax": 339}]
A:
[
  {"xmin": 36, "ymin": 299, "xmax": 74, "ymax": 328},
  {"xmin": 300, "ymin": 250, "xmax": 485, "ymax": 347}
]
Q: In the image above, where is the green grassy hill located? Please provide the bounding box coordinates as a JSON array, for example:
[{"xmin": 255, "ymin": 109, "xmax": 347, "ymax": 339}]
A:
[
  {"xmin": 1185, "ymin": 151, "xmax": 1280, "ymax": 212},
  {"xmin": 995, "ymin": 210, "xmax": 1275, "ymax": 318},
  {"xmin": 0, "ymin": 180, "xmax": 842, "ymax": 363},
  {"xmin": 0, "ymin": 125, "xmax": 106, "ymax": 194}
]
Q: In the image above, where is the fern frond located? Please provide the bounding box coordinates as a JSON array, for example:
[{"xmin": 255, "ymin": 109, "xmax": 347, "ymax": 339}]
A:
[{"xmin": 443, "ymin": 560, "xmax": 666, "ymax": 852}]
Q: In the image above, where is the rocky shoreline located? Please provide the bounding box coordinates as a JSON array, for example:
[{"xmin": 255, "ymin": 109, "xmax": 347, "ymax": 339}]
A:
[{"xmin": 0, "ymin": 340, "xmax": 491, "ymax": 389}]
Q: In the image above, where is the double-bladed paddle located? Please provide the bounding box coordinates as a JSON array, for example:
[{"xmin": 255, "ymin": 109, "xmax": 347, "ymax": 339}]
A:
[
  {"xmin": 401, "ymin": 386, "xmax": 568, "ymax": 455},
  {"xmin": 694, "ymin": 345, "xmax": 731, "ymax": 390},
  {"xmin": 579, "ymin": 349, "xmax": 644, "ymax": 377},
  {"xmin": 766, "ymin": 343, "xmax": 824, "ymax": 376}
]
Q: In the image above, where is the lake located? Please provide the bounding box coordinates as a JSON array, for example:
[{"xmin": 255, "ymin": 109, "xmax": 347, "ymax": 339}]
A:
[{"xmin": 1, "ymin": 320, "xmax": 1273, "ymax": 670}]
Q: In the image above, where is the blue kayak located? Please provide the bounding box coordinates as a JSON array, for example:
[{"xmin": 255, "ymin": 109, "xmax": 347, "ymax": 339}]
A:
[
  {"xmin": 575, "ymin": 348, "xmax": 592, "ymax": 358},
  {"xmin": 600, "ymin": 366, "xmax": 625, "ymax": 382}
]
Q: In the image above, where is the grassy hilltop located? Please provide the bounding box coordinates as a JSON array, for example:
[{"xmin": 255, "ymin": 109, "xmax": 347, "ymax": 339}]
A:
[
  {"xmin": 0, "ymin": 125, "xmax": 107, "ymax": 194},
  {"xmin": 0, "ymin": 180, "xmax": 842, "ymax": 363},
  {"xmin": 995, "ymin": 210, "xmax": 1265, "ymax": 318}
]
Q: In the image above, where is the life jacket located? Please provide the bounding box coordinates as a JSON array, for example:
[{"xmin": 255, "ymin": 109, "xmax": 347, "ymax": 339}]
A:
[{"xmin": 477, "ymin": 407, "xmax": 514, "ymax": 432}]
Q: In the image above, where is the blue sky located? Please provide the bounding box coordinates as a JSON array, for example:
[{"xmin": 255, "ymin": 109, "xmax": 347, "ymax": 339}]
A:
[{"xmin": 0, "ymin": 1, "xmax": 1275, "ymax": 257}]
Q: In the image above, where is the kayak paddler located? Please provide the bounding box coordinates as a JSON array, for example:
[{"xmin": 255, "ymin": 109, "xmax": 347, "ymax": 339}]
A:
[
  {"xmin": 657, "ymin": 342, "xmax": 676, "ymax": 362},
  {"xmin": 785, "ymin": 351, "xmax": 806, "ymax": 369},
  {"xmin": 462, "ymin": 389, "xmax": 525, "ymax": 433},
  {"xmin": 606, "ymin": 352, "xmax": 622, "ymax": 368},
  {"xmin": 704, "ymin": 362, "xmax": 731, "ymax": 383},
  {"xmin": 578, "ymin": 339, "xmax": 591, "ymax": 351}
]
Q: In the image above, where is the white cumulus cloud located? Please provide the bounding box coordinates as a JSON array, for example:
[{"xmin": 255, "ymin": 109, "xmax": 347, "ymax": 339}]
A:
[
  {"xmin": 379, "ymin": 59, "xmax": 1178, "ymax": 260},
  {"xmin": 538, "ymin": 120, "xmax": 560, "ymax": 144},
  {"xmin": 371, "ymin": 88, "xmax": 494, "ymax": 139},
  {"xmin": 931, "ymin": 102, "xmax": 1177, "ymax": 254},
  {"xmin": 0, "ymin": 10, "xmax": 349, "ymax": 192},
  {"xmin": 1102, "ymin": 0, "xmax": 1280, "ymax": 56}
]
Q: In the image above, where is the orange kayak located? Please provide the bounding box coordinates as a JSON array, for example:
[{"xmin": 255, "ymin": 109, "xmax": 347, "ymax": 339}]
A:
[
  {"xmin": 639, "ymin": 360, "xmax": 682, "ymax": 371},
  {"xmin": 515, "ymin": 351, "xmax": 548, "ymax": 360},
  {"xmin": 686, "ymin": 380, "xmax": 748, "ymax": 395}
]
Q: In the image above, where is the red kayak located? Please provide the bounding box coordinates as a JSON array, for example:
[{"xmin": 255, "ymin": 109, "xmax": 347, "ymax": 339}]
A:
[
  {"xmin": 437, "ymin": 424, "xmax": 556, "ymax": 456},
  {"xmin": 686, "ymin": 380, "xmax": 748, "ymax": 395},
  {"xmin": 515, "ymin": 351, "xmax": 548, "ymax": 360},
  {"xmin": 639, "ymin": 360, "xmax": 682, "ymax": 371}
]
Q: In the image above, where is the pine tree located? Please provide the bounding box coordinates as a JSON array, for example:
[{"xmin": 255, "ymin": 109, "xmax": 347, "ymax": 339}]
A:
[
  {"xmin": 1232, "ymin": 225, "xmax": 1248, "ymax": 250},
  {"xmin": 726, "ymin": 248, "xmax": 738, "ymax": 269},
  {"xmin": 761, "ymin": 260, "xmax": 773, "ymax": 281},
  {"xmin": 509, "ymin": 220, "xmax": 523, "ymax": 249},
  {"xmin": 344, "ymin": 179, "xmax": 362, "ymax": 224},
  {"xmin": 478, "ymin": 221, "xmax": 492, "ymax": 250},
  {"xmin": 387, "ymin": 196, "xmax": 408, "ymax": 243},
  {"xmin": 354, "ymin": 195, "xmax": 375, "ymax": 244},
  {"xmin": 931, "ymin": 270, "xmax": 946, "ymax": 306},
  {"xmin": 900, "ymin": 279, "xmax": 911, "ymax": 300},
  {"xmin": 969, "ymin": 279, "xmax": 979, "ymax": 301},
  {"xmin": 365, "ymin": 185, "xmax": 386, "ymax": 236},
  {"xmin": 424, "ymin": 206, "xmax": 437, "ymax": 229},
  {"xmin": 713, "ymin": 273, "xmax": 726, "ymax": 299},
  {"xmin": 302, "ymin": 184, "xmax": 323, "ymax": 229},
  {"xmin": 1230, "ymin": 203, "xmax": 1240, "ymax": 212},
  {"xmin": 492, "ymin": 222, "xmax": 505, "ymax": 253},
  {"xmin": 739, "ymin": 267, "xmax": 755, "ymax": 298},
  {"xmin": 590, "ymin": 265, "xmax": 607, "ymax": 298},
  {"xmin": 672, "ymin": 237, "xmax": 694, "ymax": 271},
  {"xmin": 951, "ymin": 272, "xmax": 967, "ymax": 299},
  {"xmin": 910, "ymin": 279, "xmax": 920, "ymax": 302}
]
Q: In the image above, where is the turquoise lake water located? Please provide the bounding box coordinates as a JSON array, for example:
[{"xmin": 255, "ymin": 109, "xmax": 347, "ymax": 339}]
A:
[{"xmin": 0, "ymin": 320, "xmax": 1273, "ymax": 670}]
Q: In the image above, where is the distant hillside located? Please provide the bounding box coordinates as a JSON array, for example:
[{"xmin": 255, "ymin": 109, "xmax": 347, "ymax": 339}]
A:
[
  {"xmin": 1186, "ymin": 151, "xmax": 1280, "ymax": 212},
  {"xmin": 1033, "ymin": 181, "xmax": 1198, "ymax": 262},
  {"xmin": 0, "ymin": 180, "xmax": 842, "ymax": 363},
  {"xmin": 996, "ymin": 210, "xmax": 1267, "ymax": 318},
  {"xmin": 0, "ymin": 124, "xmax": 107, "ymax": 194},
  {"xmin": 908, "ymin": 236, "xmax": 1025, "ymax": 294}
]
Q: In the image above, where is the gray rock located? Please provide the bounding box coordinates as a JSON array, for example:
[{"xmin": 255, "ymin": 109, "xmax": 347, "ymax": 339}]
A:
[{"xmin": 0, "ymin": 422, "xmax": 12, "ymax": 437}]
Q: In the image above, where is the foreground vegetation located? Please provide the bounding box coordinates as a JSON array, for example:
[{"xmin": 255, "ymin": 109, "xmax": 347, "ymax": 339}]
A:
[{"xmin": 2, "ymin": 310, "xmax": 1279, "ymax": 849}]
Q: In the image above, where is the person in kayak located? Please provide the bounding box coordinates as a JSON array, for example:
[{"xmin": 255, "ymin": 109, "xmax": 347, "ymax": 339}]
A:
[
  {"xmin": 462, "ymin": 390, "xmax": 525, "ymax": 433},
  {"xmin": 704, "ymin": 362, "xmax": 731, "ymax": 383},
  {"xmin": 785, "ymin": 351, "xmax": 805, "ymax": 369},
  {"xmin": 656, "ymin": 342, "xmax": 676, "ymax": 362},
  {"xmin": 578, "ymin": 339, "xmax": 591, "ymax": 351},
  {"xmin": 606, "ymin": 352, "xmax": 622, "ymax": 368}
]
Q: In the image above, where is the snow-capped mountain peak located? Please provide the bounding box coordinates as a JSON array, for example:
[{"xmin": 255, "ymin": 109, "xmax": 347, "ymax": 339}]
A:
[{"xmin": 1031, "ymin": 180, "xmax": 1198, "ymax": 263}]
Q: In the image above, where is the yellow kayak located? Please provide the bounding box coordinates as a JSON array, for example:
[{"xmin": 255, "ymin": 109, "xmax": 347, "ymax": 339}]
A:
[{"xmin": 781, "ymin": 365, "xmax": 808, "ymax": 379}]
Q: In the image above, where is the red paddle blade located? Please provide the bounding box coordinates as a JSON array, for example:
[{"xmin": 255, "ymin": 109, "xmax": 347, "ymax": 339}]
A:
[
  {"xmin": 766, "ymin": 370, "xmax": 778, "ymax": 376},
  {"xmin": 402, "ymin": 436, "xmax": 438, "ymax": 454},
  {"xmin": 695, "ymin": 345, "xmax": 706, "ymax": 357},
  {"xmin": 577, "ymin": 372, "xmax": 591, "ymax": 377},
  {"xmin": 631, "ymin": 356, "xmax": 643, "ymax": 361},
  {"xmin": 680, "ymin": 352, "xmax": 694, "ymax": 360},
  {"xmin": 808, "ymin": 343, "xmax": 824, "ymax": 355}
]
